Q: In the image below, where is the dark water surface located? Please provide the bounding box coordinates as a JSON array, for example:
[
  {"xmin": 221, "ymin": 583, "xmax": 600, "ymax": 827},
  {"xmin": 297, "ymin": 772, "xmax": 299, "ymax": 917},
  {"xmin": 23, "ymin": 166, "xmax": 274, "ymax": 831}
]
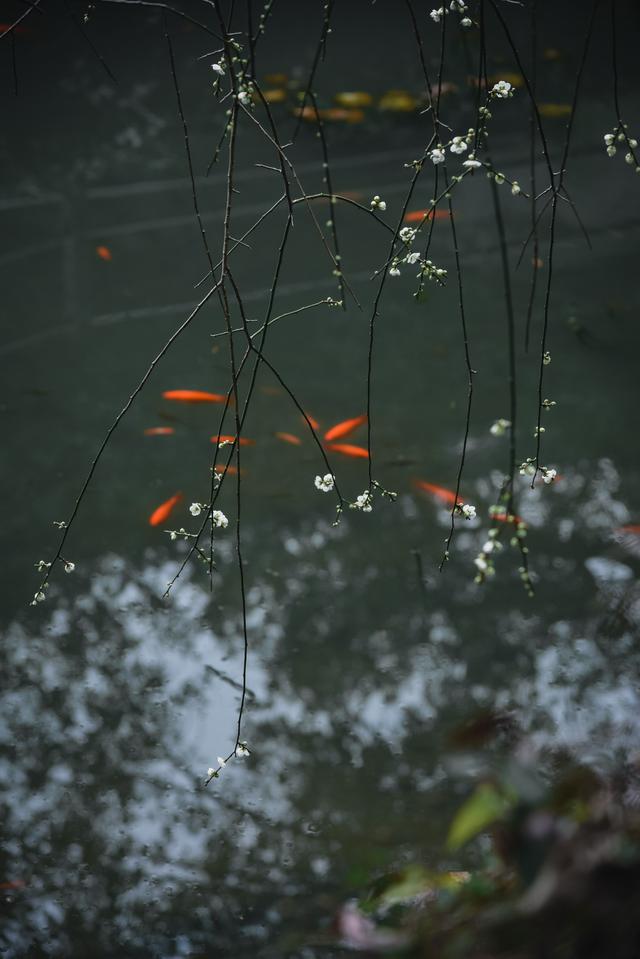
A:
[{"xmin": 2, "ymin": 2, "xmax": 640, "ymax": 955}]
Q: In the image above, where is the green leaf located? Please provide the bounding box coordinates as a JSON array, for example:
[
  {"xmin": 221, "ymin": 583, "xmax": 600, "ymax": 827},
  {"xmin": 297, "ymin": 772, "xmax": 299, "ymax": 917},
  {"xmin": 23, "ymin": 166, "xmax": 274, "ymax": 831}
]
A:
[{"xmin": 447, "ymin": 783, "xmax": 512, "ymax": 850}]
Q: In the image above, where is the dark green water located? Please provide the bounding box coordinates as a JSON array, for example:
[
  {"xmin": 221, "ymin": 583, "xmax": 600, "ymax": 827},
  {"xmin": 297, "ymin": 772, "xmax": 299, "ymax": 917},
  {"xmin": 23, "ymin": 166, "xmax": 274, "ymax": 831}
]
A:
[{"xmin": 2, "ymin": 2, "xmax": 640, "ymax": 955}]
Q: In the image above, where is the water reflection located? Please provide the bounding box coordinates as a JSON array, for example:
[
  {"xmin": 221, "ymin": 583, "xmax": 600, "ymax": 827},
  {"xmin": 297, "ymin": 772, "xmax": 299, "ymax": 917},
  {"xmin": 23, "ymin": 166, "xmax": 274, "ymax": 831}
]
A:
[{"xmin": 1, "ymin": 456, "xmax": 638, "ymax": 955}]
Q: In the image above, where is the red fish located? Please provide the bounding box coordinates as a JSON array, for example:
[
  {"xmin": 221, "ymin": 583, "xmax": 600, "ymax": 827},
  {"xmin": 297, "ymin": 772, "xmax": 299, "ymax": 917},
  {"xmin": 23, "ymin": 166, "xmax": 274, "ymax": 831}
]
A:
[
  {"xmin": 163, "ymin": 390, "xmax": 228, "ymax": 404},
  {"xmin": 210, "ymin": 435, "xmax": 254, "ymax": 446},
  {"xmin": 96, "ymin": 245, "xmax": 112, "ymax": 261},
  {"xmin": 0, "ymin": 25, "xmax": 28, "ymax": 35},
  {"xmin": 144, "ymin": 427, "xmax": 175, "ymax": 436},
  {"xmin": 413, "ymin": 480, "xmax": 460, "ymax": 506},
  {"xmin": 493, "ymin": 509, "xmax": 525, "ymax": 526},
  {"xmin": 324, "ymin": 415, "xmax": 367, "ymax": 443},
  {"xmin": 0, "ymin": 880, "xmax": 26, "ymax": 891},
  {"xmin": 303, "ymin": 413, "xmax": 320, "ymax": 431},
  {"xmin": 617, "ymin": 524, "xmax": 640, "ymax": 535},
  {"xmin": 404, "ymin": 208, "xmax": 451, "ymax": 224},
  {"xmin": 326, "ymin": 443, "xmax": 369, "ymax": 459},
  {"xmin": 149, "ymin": 492, "xmax": 182, "ymax": 527},
  {"xmin": 275, "ymin": 431, "xmax": 302, "ymax": 446},
  {"xmin": 214, "ymin": 464, "xmax": 246, "ymax": 476}
]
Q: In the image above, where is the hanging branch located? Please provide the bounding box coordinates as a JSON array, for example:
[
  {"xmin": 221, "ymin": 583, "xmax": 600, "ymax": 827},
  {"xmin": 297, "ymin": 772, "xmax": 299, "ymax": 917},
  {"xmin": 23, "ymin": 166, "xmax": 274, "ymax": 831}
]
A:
[{"xmin": 291, "ymin": 0, "xmax": 336, "ymax": 141}]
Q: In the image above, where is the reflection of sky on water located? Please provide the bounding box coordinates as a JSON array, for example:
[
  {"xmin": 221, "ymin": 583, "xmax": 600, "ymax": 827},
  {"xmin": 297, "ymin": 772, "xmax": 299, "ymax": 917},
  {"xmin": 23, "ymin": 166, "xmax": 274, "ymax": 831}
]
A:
[{"xmin": 2, "ymin": 455, "xmax": 639, "ymax": 955}]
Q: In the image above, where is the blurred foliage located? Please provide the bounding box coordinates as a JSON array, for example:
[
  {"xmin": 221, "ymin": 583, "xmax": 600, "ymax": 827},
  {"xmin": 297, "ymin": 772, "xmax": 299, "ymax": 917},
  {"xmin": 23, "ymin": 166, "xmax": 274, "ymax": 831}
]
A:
[{"xmin": 334, "ymin": 712, "xmax": 640, "ymax": 958}]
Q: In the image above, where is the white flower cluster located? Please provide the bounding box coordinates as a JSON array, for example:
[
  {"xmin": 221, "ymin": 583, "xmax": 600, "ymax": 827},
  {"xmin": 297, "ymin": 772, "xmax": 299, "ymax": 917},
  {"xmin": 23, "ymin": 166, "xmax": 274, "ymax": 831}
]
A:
[
  {"xmin": 463, "ymin": 155, "xmax": 482, "ymax": 170},
  {"xmin": 206, "ymin": 741, "xmax": 250, "ymax": 781},
  {"xmin": 519, "ymin": 458, "xmax": 536, "ymax": 477},
  {"xmin": 490, "ymin": 418, "xmax": 511, "ymax": 437},
  {"xmin": 450, "ymin": 135, "xmax": 468, "ymax": 155},
  {"xmin": 419, "ymin": 259, "xmax": 447, "ymax": 284},
  {"xmin": 541, "ymin": 467, "xmax": 557, "ymax": 484},
  {"xmin": 370, "ymin": 195, "xmax": 387, "ymax": 211},
  {"xmin": 315, "ymin": 473, "xmax": 335, "ymax": 492},
  {"xmin": 430, "ymin": 1, "xmax": 472, "ymax": 26},
  {"xmin": 351, "ymin": 489, "xmax": 373, "ymax": 513},
  {"xmin": 490, "ymin": 80, "xmax": 514, "ymax": 99},
  {"xmin": 399, "ymin": 226, "xmax": 416, "ymax": 244},
  {"xmin": 188, "ymin": 504, "xmax": 228, "ymax": 527},
  {"xmin": 474, "ymin": 529, "xmax": 502, "ymax": 580},
  {"xmin": 455, "ymin": 502, "xmax": 477, "ymax": 520},
  {"xmin": 604, "ymin": 126, "xmax": 639, "ymax": 170},
  {"xmin": 211, "ymin": 61, "xmax": 225, "ymax": 77},
  {"xmin": 429, "ymin": 147, "xmax": 445, "ymax": 165}
]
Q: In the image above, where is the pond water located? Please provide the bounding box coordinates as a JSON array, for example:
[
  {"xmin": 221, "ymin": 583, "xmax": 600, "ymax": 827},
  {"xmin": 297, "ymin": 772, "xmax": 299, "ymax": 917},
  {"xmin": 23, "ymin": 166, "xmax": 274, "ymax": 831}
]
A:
[{"xmin": 2, "ymin": 2, "xmax": 640, "ymax": 955}]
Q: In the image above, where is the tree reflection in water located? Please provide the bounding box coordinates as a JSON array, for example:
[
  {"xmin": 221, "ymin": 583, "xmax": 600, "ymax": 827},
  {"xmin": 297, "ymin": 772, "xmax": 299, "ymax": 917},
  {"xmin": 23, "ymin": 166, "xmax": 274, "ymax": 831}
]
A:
[{"xmin": 1, "ymin": 458, "xmax": 639, "ymax": 956}]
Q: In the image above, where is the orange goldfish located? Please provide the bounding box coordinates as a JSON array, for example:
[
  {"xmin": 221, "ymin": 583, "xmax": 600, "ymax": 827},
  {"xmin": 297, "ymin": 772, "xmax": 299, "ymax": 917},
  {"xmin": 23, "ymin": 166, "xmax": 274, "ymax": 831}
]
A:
[
  {"xmin": 149, "ymin": 492, "xmax": 182, "ymax": 527},
  {"xmin": 210, "ymin": 435, "xmax": 254, "ymax": 446},
  {"xmin": 96, "ymin": 245, "xmax": 112, "ymax": 261},
  {"xmin": 413, "ymin": 480, "xmax": 460, "ymax": 506},
  {"xmin": 143, "ymin": 427, "xmax": 175, "ymax": 436},
  {"xmin": 0, "ymin": 880, "xmax": 26, "ymax": 891},
  {"xmin": 275, "ymin": 431, "xmax": 302, "ymax": 446},
  {"xmin": 404, "ymin": 208, "xmax": 451, "ymax": 224},
  {"xmin": 617, "ymin": 524, "xmax": 640, "ymax": 535},
  {"xmin": 493, "ymin": 509, "xmax": 525, "ymax": 526},
  {"xmin": 326, "ymin": 443, "xmax": 369, "ymax": 459},
  {"xmin": 324, "ymin": 415, "xmax": 367, "ymax": 442},
  {"xmin": 163, "ymin": 389, "xmax": 228, "ymax": 403},
  {"xmin": 214, "ymin": 464, "xmax": 245, "ymax": 476},
  {"xmin": 320, "ymin": 107, "xmax": 365, "ymax": 123},
  {"xmin": 302, "ymin": 413, "xmax": 320, "ymax": 431}
]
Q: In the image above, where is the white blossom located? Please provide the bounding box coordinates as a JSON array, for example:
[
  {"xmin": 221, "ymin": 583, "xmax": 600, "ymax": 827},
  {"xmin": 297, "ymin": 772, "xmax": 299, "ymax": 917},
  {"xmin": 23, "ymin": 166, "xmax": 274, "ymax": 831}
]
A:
[
  {"xmin": 217, "ymin": 756, "xmax": 227, "ymax": 768},
  {"xmin": 235, "ymin": 742, "xmax": 251, "ymax": 758},
  {"xmin": 474, "ymin": 555, "xmax": 488, "ymax": 572},
  {"xmin": 211, "ymin": 62, "xmax": 225, "ymax": 76},
  {"xmin": 190, "ymin": 502, "xmax": 203, "ymax": 517},
  {"xmin": 63, "ymin": 561, "xmax": 75, "ymax": 574},
  {"xmin": 543, "ymin": 351, "xmax": 551, "ymax": 365},
  {"xmin": 315, "ymin": 473, "xmax": 335, "ymax": 492},
  {"xmin": 511, "ymin": 181, "xmax": 521, "ymax": 195},
  {"xmin": 212, "ymin": 510, "xmax": 229, "ymax": 528},
  {"xmin": 463, "ymin": 157, "xmax": 481, "ymax": 169},
  {"xmin": 353, "ymin": 490, "xmax": 373, "ymax": 512},
  {"xmin": 604, "ymin": 133, "xmax": 615, "ymax": 145},
  {"xmin": 237, "ymin": 90, "xmax": 250, "ymax": 105},
  {"xmin": 450, "ymin": 136, "xmax": 468, "ymax": 155},
  {"xmin": 32, "ymin": 591, "xmax": 46, "ymax": 604},
  {"xmin": 399, "ymin": 226, "xmax": 416, "ymax": 243},
  {"xmin": 405, "ymin": 251, "xmax": 421, "ymax": 265},
  {"xmin": 35, "ymin": 560, "xmax": 50, "ymax": 572},
  {"xmin": 490, "ymin": 80, "xmax": 513, "ymax": 99},
  {"xmin": 483, "ymin": 540, "xmax": 495, "ymax": 554},
  {"xmin": 461, "ymin": 16, "xmax": 472, "ymax": 26},
  {"xmin": 207, "ymin": 767, "xmax": 216, "ymax": 778},
  {"xmin": 389, "ymin": 266, "xmax": 401, "ymax": 277},
  {"xmin": 429, "ymin": 147, "xmax": 445, "ymax": 164},
  {"xmin": 542, "ymin": 468, "xmax": 557, "ymax": 484},
  {"xmin": 461, "ymin": 503, "xmax": 476, "ymax": 520},
  {"xmin": 370, "ymin": 195, "xmax": 387, "ymax": 211},
  {"xmin": 430, "ymin": 7, "xmax": 444, "ymax": 22},
  {"xmin": 490, "ymin": 418, "xmax": 511, "ymax": 437}
]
